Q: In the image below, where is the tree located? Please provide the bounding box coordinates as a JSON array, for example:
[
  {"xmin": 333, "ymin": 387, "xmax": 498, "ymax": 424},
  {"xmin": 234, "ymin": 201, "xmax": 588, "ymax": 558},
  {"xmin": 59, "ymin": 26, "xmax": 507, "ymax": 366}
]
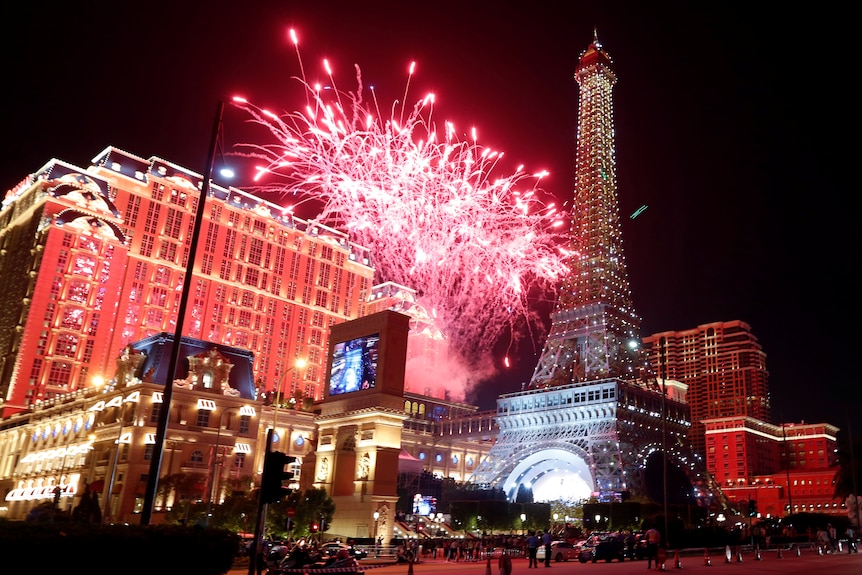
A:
[
  {"xmin": 268, "ymin": 487, "xmax": 335, "ymax": 538},
  {"xmin": 515, "ymin": 484, "xmax": 534, "ymax": 504}
]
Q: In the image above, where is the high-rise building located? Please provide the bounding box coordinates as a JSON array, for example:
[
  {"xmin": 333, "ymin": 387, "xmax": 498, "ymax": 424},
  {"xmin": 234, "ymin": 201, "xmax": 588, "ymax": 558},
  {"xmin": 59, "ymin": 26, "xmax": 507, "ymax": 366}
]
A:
[
  {"xmin": 641, "ymin": 320, "xmax": 770, "ymax": 457},
  {"xmin": 0, "ymin": 146, "xmax": 375, "ymax": 417}
]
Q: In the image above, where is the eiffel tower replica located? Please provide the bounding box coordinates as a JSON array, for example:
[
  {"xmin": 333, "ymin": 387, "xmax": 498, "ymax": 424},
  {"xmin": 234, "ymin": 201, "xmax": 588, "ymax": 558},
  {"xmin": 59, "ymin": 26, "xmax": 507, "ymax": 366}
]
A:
[{"xmin": 469, "ymin": 31, "xmax": 724, "ymax": 509}]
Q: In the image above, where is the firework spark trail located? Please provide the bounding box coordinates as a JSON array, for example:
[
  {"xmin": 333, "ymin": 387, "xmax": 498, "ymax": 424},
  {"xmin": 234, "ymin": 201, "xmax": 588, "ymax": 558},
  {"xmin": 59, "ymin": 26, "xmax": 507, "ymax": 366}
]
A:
[{"xmin": 232, "ymin": 32, "xmax": 570, "ymax": 372}]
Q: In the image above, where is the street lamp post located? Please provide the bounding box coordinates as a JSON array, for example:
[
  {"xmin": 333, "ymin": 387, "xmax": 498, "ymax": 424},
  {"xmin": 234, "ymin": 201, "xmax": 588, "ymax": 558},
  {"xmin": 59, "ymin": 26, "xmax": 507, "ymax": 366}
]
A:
[
  {"xmin": 141, "ymin": 100, "xmax": 225, "ymax": 525},
  {"xmin": 373, "ymin": 511, "xmax": 380, "ymax": 556},
  {"xmin": 103, "ymin": 393, "xmax": 136, "ymax": 524},
  {"xmin": 270, "ymin": 359, "xmax": 307, "ymax": 448},
  {"xmin": 205, "ymin": 405, "xmax": 240, "ymax": 525},
  {"xmin": 248, "ymin": 359, "xmax": 305, "ymax": 575},
  {"xmin": 660, "ymin": 376, "xmax": 669, "ymax": 547},
  {"xmin": 520, "ymin": 513, "xmax": 526, "ymax": 536},
  {"xmin": 781, "ymin": 423, "xmax": 793, "ymax": 516}
]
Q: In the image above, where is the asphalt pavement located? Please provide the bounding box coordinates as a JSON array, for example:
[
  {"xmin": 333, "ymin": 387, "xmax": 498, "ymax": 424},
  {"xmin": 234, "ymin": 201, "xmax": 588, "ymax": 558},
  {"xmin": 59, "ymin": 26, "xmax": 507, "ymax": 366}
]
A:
[{"xmin": 226, "ymin": 545, "xmax": 862, "ymax": 575}]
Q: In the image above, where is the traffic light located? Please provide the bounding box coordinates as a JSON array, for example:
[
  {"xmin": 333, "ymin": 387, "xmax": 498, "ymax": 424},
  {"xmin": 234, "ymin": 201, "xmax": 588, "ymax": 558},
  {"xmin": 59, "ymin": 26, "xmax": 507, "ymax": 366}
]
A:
[
  {"xmin": 310, "ymin": 522, "xmax": 319, "ymax": 533},
  {"xmin": 261, "ymin": 450, "xmax": 295, "ymax": 504},
  {"xmin": 748, "ymin": 500, "xmax": 757, "ymax": 517}
]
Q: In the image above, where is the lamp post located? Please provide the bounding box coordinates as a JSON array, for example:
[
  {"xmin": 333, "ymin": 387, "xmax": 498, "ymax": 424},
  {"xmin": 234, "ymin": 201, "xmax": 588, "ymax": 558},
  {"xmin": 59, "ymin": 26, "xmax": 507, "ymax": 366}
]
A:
[
  {"xmin": 270, "ymin": 359, "xmax": 307, "ymax": 448},
  {"xmin": 661, "ymin": 376, "xmax": 669, "ymax": 548},
  {"xmin": 553, "ymin": 513, "xmax": 558, "ymax": 536},
  {"xmin": 520, "ymin": 513, "xmax": 526, "ymax": 536},
  {"xmin": 781, "ymin": 422, "xmax": 793, "ymax": 517},
  {"xmin": 248, "ymin": 359, "xmax": 305, "ymax": 575},
  {"xmin": 103, "ymin": 393, "xmax": 136, "ymax": 524},
  {"xmin": 373, "ymin": 511, "xmax": 380, "ymax": 556},
  {"xmin": 141, "ymin": 100, "xmax": 225, "ymax": 525},
  {"xmin": 205, "ymin": 405, "xmax": 241, "ymax": 525}
]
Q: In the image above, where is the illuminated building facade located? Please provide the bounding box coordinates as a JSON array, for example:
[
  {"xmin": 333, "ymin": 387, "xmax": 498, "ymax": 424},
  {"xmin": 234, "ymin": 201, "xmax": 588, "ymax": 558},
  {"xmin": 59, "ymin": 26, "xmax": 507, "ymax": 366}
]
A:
[
  {"xmin": 0, "ymin": 337, "xmax": 317, "ymax": 524},
  {"xmin": 704, "ymin": 417, "xmax": 842, "ymax": 518},
  {"xmin": 0, "ymin": 146, "xmax": 375, "ymax": 418},
  {"xmin": 641, "ymin": 320, "xmax": 770, "ymax": 458}
]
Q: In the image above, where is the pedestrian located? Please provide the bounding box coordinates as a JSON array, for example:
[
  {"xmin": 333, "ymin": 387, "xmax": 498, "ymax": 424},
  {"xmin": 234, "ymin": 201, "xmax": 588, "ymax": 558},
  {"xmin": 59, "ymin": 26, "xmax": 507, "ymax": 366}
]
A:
[
  {"xmin": 645, "ymin": 526, "xmax": 661, "ymax": 569},
  {"xmin": 846, "ymin": 526, "xmax": 858, "ymax": 553},
  {"xmin": 499, "ymin": 550, "xmax": 513, "ymax": 575},
  {"xmin": 541, "ymin": 529, "xmax": 552, "ymax": 567},
  {"xmin": 526, "ymin": 530, "xmax": 539, "ymax": 568}
]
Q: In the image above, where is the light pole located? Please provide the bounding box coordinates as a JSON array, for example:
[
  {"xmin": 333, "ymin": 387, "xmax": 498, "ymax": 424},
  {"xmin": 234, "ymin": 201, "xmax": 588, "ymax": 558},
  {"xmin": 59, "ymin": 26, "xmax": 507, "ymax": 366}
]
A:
[
  {"xmin": 249, "ymin": 358, "xmax": 305, "ymax": 575},
  {"xmin": 103, "ymin": 392, "xmax": 136, "ymax": 524},
  {"xmin": 553, "ymin": 513, "xmax": 558, "ymax": 536},
  {"xmin": 661, "ymin": 377, "xmax": 669, "ymax": 548},
  {"xmin": 141, "ymin": 100, "xmax": 225, "ymax": 524},
  {"xmin": 270, "ymin": 358, "xmax": 307, "ymax": 448},
  {"xmin": 520, "ymin": 513, "xmax": 526, "ymax": 536},
  {"xmin": 205, "ymin": 405, "xmax": 242, "ymax": 525},
  {"xmin": 373, "ymin": 511, "xmax": 380, "ymax": 556}
]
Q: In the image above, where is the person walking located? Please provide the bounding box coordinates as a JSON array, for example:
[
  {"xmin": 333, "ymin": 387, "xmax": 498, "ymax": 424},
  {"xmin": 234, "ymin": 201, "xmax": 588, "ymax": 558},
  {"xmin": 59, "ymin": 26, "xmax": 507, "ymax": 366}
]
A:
[
  {"xmin": 526, "ymin": 530, "xmax": 539, "ymax": 568},
  {"xmin": 645, "ymin": 526, "xmax": 661, "ymax": 570},
  {"xmin": 542, "ymin": 529, "xmax": 552, "ymax": 567},
  {"xmin": 499, "ymin": 550, "xmax": 513, "ymax": 575}
]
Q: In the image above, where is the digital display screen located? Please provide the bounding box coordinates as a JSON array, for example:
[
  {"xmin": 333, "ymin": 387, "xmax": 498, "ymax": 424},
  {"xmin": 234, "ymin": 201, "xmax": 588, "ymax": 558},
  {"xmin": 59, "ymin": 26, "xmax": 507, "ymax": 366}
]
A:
[
  {"xmin": 413, "ymin": 494, "xmax": 437, "ymax": 516},
  {"xmin": 328, "ymin": 333, "xmax": 380, "ymax": 396}
]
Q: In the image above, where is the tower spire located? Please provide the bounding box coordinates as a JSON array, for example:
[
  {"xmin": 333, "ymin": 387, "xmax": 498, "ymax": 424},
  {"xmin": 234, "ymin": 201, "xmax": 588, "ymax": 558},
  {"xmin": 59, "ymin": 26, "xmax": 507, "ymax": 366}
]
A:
[{"xmin": 529, "ymin": 33, "xmax": 639, "ymax": 388}]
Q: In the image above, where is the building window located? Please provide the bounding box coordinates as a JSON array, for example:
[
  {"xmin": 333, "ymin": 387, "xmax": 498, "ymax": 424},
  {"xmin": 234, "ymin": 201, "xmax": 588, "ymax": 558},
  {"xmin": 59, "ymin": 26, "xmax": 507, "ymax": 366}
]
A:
[
  {"xmin": 149, "ymin": 403, "xmax": 161, "ymax": 424},
  {"xmin": 196, "ymin": 410, "xmax": 210, "ymax": 427}
]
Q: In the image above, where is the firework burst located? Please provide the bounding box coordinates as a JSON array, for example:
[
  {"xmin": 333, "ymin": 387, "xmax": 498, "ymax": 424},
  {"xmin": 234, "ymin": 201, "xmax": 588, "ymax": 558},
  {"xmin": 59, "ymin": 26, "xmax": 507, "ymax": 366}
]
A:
[{"xmin": 232, "ymin": 29, "xmax": 570, "ymax": 375}]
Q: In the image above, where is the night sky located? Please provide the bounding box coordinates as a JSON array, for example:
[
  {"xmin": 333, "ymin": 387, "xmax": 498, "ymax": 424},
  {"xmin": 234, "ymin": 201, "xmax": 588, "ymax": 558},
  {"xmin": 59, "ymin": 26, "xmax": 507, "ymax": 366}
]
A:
[{"xmin": 1, "ymin": 2, "xmax": 856, "ymax": 435}]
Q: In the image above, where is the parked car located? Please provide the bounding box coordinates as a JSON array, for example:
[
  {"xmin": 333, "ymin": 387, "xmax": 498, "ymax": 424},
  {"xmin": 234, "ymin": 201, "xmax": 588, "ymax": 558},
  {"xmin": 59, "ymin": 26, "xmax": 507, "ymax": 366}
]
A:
[
  {"xmin": 579, "ymin": 535, "xmax": 627, "ymax": 563},
  {"xmin": 321, "ymin": 542, "xmax": 367, "ymax": 560},
  {"xmin": 536, "ymin": 540, "xmax": 584, "ymax": 562}
]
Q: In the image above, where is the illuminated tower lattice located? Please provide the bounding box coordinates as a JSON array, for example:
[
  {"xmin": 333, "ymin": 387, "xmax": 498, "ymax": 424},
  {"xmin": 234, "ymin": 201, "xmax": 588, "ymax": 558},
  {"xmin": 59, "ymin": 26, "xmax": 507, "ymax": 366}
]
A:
[
  {"xmin": 530, "ymin": 31, "xmax": 641, "ymax": 388},
  {"xmin": 469, "ymin": 33, "xmax": 719, "ymax": 506}
]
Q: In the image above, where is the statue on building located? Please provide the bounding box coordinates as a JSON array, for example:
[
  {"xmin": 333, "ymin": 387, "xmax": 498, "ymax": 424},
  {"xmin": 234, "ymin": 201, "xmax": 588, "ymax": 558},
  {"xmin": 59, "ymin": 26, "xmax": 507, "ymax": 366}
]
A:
[{"xmin": 357, "ymin": 453, "xmax": 371, "ymax": 480}]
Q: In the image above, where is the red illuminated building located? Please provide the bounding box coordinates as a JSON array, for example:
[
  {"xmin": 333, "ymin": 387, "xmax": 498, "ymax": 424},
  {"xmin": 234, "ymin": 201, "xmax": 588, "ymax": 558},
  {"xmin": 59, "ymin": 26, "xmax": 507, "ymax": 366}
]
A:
[
  {"xmin": 642, "ymin": 320, "xmax": 770, "ymax": 458},
  {"xmin": 0, "ymin": 146, "xmax": 375, "ymax": 417},
  {"xmin": 704, "ymin": 417, "xmax": 841, "ymax": 517}
]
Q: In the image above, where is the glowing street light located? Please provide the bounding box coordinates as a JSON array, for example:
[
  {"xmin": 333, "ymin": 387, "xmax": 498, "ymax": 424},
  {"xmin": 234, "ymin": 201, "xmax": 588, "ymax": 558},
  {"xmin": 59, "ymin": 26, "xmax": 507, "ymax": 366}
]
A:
[
  {"xmin": 103, "ymin": 392, "xmax": 138, "ymax": 524},
  {"xmin": 205, "ymin": 404, "xmax": 255, "ymax": 525},
  {"xmin": 373, "ymin": 511, "xmax": 380, "ymax": 556},
  {"xmin": 270, "ymin": 358, "xmax": 307, "ymax": 444}
]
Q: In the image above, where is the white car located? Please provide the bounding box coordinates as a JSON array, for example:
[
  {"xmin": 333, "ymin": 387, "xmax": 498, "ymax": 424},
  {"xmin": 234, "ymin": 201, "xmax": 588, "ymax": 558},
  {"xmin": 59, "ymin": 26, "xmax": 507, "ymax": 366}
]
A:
[
  {"xmin": 536, "ymin": 541, "xmax": 584, "ymax": 562},
  {"xmin": 321, "ymin": 542, "xmax": 367, "ymax": 560}
]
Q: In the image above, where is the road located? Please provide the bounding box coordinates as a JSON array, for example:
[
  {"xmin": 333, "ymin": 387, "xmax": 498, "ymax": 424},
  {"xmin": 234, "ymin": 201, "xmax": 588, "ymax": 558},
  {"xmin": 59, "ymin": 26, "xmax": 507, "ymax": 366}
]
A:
[{"xmin": 228, "ymin": 546, "xmax": 862, "ymax": 575}]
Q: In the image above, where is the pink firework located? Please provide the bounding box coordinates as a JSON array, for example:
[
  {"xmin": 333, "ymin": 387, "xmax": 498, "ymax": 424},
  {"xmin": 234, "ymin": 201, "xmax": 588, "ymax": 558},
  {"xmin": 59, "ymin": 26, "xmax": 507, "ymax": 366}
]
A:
[{"xmin": 232, "ymin": 30, "xmax": 569, "ymax": 375}]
